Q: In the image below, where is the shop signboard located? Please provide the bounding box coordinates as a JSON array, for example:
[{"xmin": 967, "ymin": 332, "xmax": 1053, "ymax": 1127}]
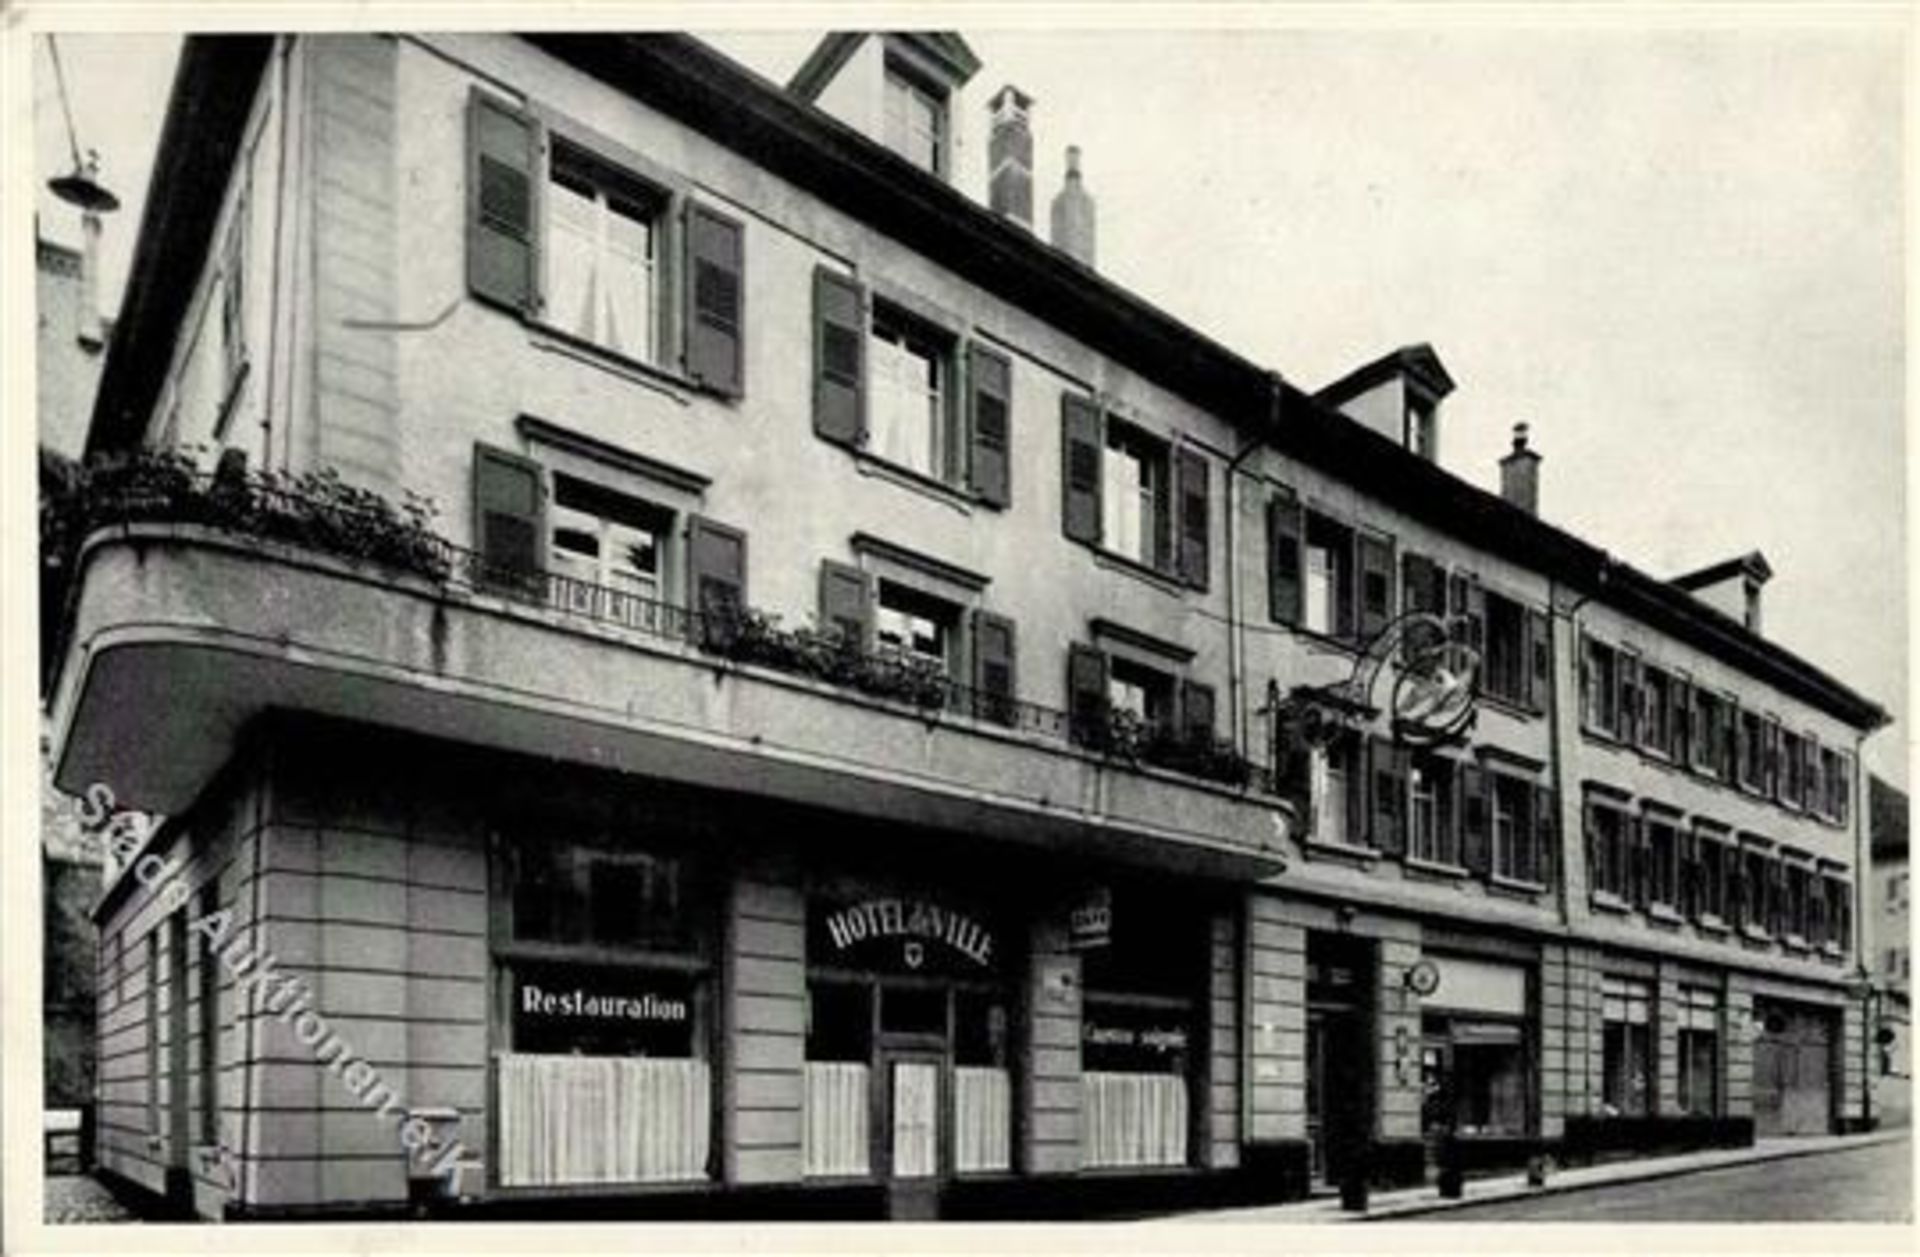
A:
[
  {"xmin": 810, "ymin": 895, "xmax": 1002, "ymax": 975},
  {"xmin": 509, "ymin": 963, "xmax": 696, "ymax": 1056}
]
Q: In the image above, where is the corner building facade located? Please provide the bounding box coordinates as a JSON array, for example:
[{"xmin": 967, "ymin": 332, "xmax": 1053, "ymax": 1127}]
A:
[{"xmin": 51, "ymin": 33, "xmax": 1886, "ymax": 1220}]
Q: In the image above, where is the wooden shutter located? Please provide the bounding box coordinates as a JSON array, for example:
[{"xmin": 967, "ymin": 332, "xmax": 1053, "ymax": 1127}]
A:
[
  {"xmin": 1669, "ymin": 673, "xmax": 1692, "ymax": 763},
  {"xmin": 1627, "ymin": 815, "xmax": 1649, "ymax": 910},
  {"xmin": 685, "ymin": 203, "xmax": 745, "ymax": 396},
  {"xmin": 1267, "ymin": 487, "xmax": 1304, "ymax": 625},
  {"xmin": 1679, "ymin": 828, "xmax": 1699, "ymax": 920},
  {"xmin": 472, "ymin": 443, "xmax": 545, "ymax": 595},
  {"xmin": 1616, "ymin": 651, "xmax": 1640, "ymax": 746},
  {"xmin": 1460, "ymin": 764, "xmax": 1490, "ymax": 875},
  {"xmin": 467, "ymin": 92, "xmax": 539, "ymax": 314},
  {"xmin": 970, "ymin": 610, "xmax": 1018, "ymax": 726},
  {"xmin": 817, "ymin": 559, "xmax": 871, "ymax": 650},
  {"xmin": 1067, "ymin": 644, "xmax": 1110, "ymax": 749},
  {"xmin": 1765, "ymin": 718, "xmax": 1784, "ymax": 801},
  {"xmin": 1719, "ymin": 697, "xmax": 1739, "ymax": 781},
  {"xmin": 1275, "ymin": 715, "xmax": 1312, "ymax": 817},
  {"xmin": 1180, "ymin": 679, "xmax": 1216, "ymax": 746},
  {"xmin": 1727, "ymin": 849, "xmax": 1747, "ymax": 928},
  {"xmin": 1526, "ymin": 607, "xmax": 1552, "ymax": 714},
  {"xmin": 1174, "ymin": 446, "xmax": 1211, "ymax": 590},
  {"xmin": 1369, "ymin": 735, "xmax": 1406, "ymax": 856},
  {"xmin": 1060, "ymin": 394, "xmax": 1103, "ymax": 544},
  {"xmin": 1345, "ymin": 737, "xmax": 1370, "ymax": 847},
  {"xmin": 1533, "ymin": 784, "xmax": 1557, "ymax": 887},
  {"xmin": 686, "ymin": 516, "xmax": 747, "ymax": 650},
  {"xmin": 1357, "ymin": 531, "xmax": 1395, "ymax": 642},
  {"xmin": 967, "ymin": 343, "xmax": 1013, "ymax": 508},
  {"xmin": 813, "ymin": 267, "xmax": 865, "ymax": 445},
  {"xmin": 1835, "ymin": 751, "xmax": 1854, "ymax": 825}
]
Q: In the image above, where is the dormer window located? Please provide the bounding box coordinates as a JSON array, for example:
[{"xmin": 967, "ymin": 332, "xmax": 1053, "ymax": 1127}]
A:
[
  {"xmin": 884, "ymin": 64, "xmax": 948, "ymax": 176},
  {"xmin": 1406, "ymin": 397, "xmax": 1436, "ymax": 460}
]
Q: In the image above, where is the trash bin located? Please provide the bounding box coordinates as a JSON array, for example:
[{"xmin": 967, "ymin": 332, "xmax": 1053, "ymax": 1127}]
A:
[
  {"xmin": 1340, "ymin": 1146, "xmax": 1372, "ymax": 1213},
  {"xmin": 1436, "ymin": 1133, "xmax": 1464, "ymax": 1200}
]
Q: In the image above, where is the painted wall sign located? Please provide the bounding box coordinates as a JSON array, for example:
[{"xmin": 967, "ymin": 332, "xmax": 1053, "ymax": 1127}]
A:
[
  {"xmin": 816, "ymin": 896, "xmax": 997, "ymax": 972},
  {"xmin": 1083, "ymin": 1021, "xmax": 1189, "ymax": 1053},
  {"xmin": 518, "ymin": 981, "xmax": 689, "ymax": 1024}
]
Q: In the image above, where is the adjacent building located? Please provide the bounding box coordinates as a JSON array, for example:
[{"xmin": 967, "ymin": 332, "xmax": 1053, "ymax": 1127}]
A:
[
  {"xmin": 45, "ymin": 33, "xmax": 1888, "ymax": 1221},
  {"xmin": 1869, "ymin": 776, "xmax": 1909, "ymax": 1125}
]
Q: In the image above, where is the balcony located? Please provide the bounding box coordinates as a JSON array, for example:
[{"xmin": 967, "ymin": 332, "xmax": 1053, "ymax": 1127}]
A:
[{"xmin": 44, "ymin": 458, "xmax": 1288, "ymax": 880}]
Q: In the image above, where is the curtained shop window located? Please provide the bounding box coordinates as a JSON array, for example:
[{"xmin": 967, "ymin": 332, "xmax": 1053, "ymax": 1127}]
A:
[
  {"xmin": 952, "ymin": 990, "xmax": 1012, "ymax": 1173},
  {"xmin": 1080, "ymin": 892, "xmax": 1203, "ymax": 1169},
  {"xmin": 1676, "ymin": 986, "xmax": 1721, "ymax": 1117},
  {"xmin": 803, "ymin": 981, "xmax": 873, "ymax": 1178},
  {"xmin": 495, "ymin": 831, "xmax": 713, "ymax": 1187},
  {"xmin": 1601, "ymin": 976, "xmax": 1653, "ymax": 1117}
]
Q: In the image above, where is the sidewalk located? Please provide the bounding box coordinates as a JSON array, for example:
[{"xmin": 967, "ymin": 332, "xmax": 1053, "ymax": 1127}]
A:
[
  {"xmin": 44, "ymin": 1174, "xmax": 142, "ymax": 1224},
  {"xmin": 1173, "ymin": 1127, "xmax": 1912, "ymax": 1223}
]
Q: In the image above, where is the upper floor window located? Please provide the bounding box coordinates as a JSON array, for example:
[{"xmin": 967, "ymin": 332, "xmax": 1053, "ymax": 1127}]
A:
[
  {"xmin": 549, "ymin": 474, "xmax": 674, "ymax": 612},
  {"xmin": 1692, "ymin": 688, "xmax": 1728, "ymax": 778},
  {"xmin": 874, "ymin": 580, "xmax": 957, "ymax": 675},
  {"xmin": 1639, "ymin": 665, "xmax": 1674, "ymax": 759},
  {"xmin": 1407, "ymin": 755, "xmax": 1456, "ymax": 866},
  {"xmin": 867, "ymin": 302, "xmax": 954, "ymax": 481},
  {"xmin": 1307, "ymin": 731, "xmax": 1363, "ymax": 848},
  {"xmin": 1693, "ymin": 828, "xmax": 1729, "ymax": 922},
  {"xmin": 217, "ymin": 177, "xmax": 249, "ymax": 406},
  {"xmin": 1302, "ymin": 513, "xmax": 1356, "ymax": 638},
  {"xmin": 547, "ymin": 142, "xmax": 662, "ymax": 363},
  {"xmin": 1582, "ymin": 637, "xmax": 1621, "ymax": 738},
  {"xmin": 1645, "ymin": 813, "xmax": 1680, "ymax": 912},
  {"xmin": 1108, "ymin": 655, "xmax": 1177, "ymax": 733},
  {"xmin": 1819, "ymin": 747, "xmax": 1852, "ymax": 824},
  {"xmin": 1737, "ymin": 708, "xmax": 1767, "ymax": 793},
  {"xmin": 1480, "ymin": 591, "xmax": 1532, "ymax": 708},
  {"xmin": 1736, "ymin": 843, "xmax": 1774, "ymax": 936},
  {"xmin": 466, "ymin": 91, "xmax": 744, "ymax": 396},
  {"xmin": 1586, "ymin": 797, "xmax": 1631, "ymax": 901},
  {"xmin": 884, "ymin": 66, "xmax": 948, "ymax": 177},
  {"xmin": 1406, "ymin": 400, "xmax": 1436, "ymax": 460},
  {"xmin": 1490, "ymin": 772, "xmax": 1539, "ymax": 884},
  {"xmin": 1102, "ymin": 421, "xmax": 1170, "ymax": 570}
]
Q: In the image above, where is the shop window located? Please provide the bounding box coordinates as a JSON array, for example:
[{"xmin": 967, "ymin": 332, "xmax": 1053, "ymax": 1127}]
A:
[
  {"xmin": 1646, "ymin": 815, "xmax": 1680, "ymax": 912},
  {"xmin": 549, "ymin": 474, "xmax": 675, "ymax": 617},
  {"xmin": 803, "ymin": 981, "xmax": 873, "ymax": 1179},
  {"xmin": 1422, "ymin": 1015, "xmax": 1528, "ymax": 1138},
  {"xmin": 1587, "ymin": 799, "xmax": 1631, "ymax": 901},
  {"xmin": 1582, "ymin": 637, "xmax": 1620, "ymax": 737},
  {"xmin": 1601, "ymin": 975, "xmax": 1653, "ymax": 1117},
  {"xmin": 509, "ymin": 840, "xmax": 703, "ymax": 955},
  {"xmin": 1081, "ymin": 890, "xmax": 1203, "ymax": 1169},
  {"xmin": 1676, "ymin": 986, "xmax": 1720, "ymax": 1117}
]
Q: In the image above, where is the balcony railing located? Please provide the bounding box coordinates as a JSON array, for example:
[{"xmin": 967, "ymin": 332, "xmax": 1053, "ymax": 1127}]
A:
[{"xmin": 48, "ymin": 450, "xmax": 1268, "ymax": 795}]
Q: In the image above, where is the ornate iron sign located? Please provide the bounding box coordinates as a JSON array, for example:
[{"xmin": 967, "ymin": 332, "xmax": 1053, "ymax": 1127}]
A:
[{"xmin": 1269, "ymin": 611, "xmax": 1481, "ymax": 753}]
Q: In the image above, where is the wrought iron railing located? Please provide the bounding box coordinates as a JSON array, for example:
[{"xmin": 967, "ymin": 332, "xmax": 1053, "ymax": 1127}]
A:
[{"xmin": 54, "ymin": 452, "xmax": 1271, "ymax": 796}]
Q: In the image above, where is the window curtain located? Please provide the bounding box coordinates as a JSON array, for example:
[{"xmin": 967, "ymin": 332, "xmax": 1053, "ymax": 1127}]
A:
[
  {"xmin": 803, "ymin": 1062, "xmax": 870, "ymax": 1178},
  {"xmin": 953, "ymin": 1067, "xmax": 1011, "ymax": 1173},
  {"xmin": 497, "ymin": 1053, "xmax": 710, "ymax": 1186},
  {"xmin": 1082, "ymin": 1072, "xmax": 1188, "ymax": 1168}
]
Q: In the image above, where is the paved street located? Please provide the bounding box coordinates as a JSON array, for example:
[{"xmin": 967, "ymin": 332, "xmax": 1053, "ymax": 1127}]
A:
[
  {"xmin": 44, "ymin": 1174, "xmax": 141, "ymax": 1224},
  {"xmin": 1429, "ymin": 1134, "xmax": 1913, "ymax": 1223}
]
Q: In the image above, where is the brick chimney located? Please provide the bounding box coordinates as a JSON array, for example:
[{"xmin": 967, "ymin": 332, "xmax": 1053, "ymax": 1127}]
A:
[
  {"xmin": 988, "ymin": 86, "xmax": 1034, "ymax": 228},
  {"xmin": 1499, "ymin": 423, "xmax": 1541, "ymax": 515},
  {"xmin": 1050, "ymin": 145, "xmax": 1096, "ymax": 267}
]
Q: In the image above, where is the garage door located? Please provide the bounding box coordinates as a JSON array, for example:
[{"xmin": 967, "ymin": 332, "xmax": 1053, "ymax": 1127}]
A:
[{"xmin": 1752, "ymin": 1000, "xmax": 1834, "ymax": 1137}]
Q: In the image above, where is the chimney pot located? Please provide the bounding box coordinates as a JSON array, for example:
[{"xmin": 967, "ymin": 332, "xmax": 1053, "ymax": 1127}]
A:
[
  {"xmin": 1499, "ymin": 422, "xmax": 1542, "ymax": 515},
  {"xmin": 1050, "ymin": 144, "xmax": 1096, "ymax": 267},
  {"xmin": 988, "ymin": 85, "xmax": 1035, "ymax": 228}
]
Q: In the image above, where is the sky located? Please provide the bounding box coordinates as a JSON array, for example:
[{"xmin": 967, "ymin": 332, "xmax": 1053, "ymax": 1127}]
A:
[{"xmin": 30, "ymin": 18, "xmax": 1909, "ymax": 788}]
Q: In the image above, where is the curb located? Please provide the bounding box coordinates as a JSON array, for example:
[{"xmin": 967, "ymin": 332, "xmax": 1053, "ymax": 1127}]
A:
[{"xmin": 1358, "ymin": 1129, "xmax": 1912, "ymax": 1222}]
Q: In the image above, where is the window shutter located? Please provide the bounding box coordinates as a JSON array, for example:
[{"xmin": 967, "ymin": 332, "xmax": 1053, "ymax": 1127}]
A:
[
  {"xmin": 1180, "ymin": 679, "xmax": 1217, "ymax": 746},
  {"xmin": 813, "ymin": 267, "xmax": 865, "ymax": 446},
  {"xmin": 967, "ymin": 343, "xmax": 1013, "ymax": 508},
  {"xmin": 1628, "ymin": 814, "xmax": 1649, "ymax": 909},
  {"xmin": 1578, "ymin": 636, "xmax": 1593, "ymax": 730},
  {"xmin": 686, "ymin": 516, "xmax": 747, "ymax": 650},
  {"xmin": 1275, "ymin": 716, "xmax": 1312, "ymax": 817},
  {"xmin": 467, "ymin": 92, "xmax": 539, "ymax": 314},
  {"xmin": 1357, "ymin": 531, "xmax": 1395, "ymax": 642},
  {"xmin": 1461, "ymin": 764, "xmax": 1490, "ymax": 875},
  {"xmin": 472, "ymin": 443, "xmax": 545, "ymax": 596},
  {"xmin": 1670, "ymin": 673, "xmax": 1692, "ymax": 764},
  {"xmin": 1617, "ymin": 652, "xmax": 1640, "ymax": 746},
  {"xmin": 1765, "ymin": 719, "xmax": 1784, "ymax": 801},
  {"xmin": 1719, "ymin": 697, "xmax": 1739, "ymax": 781},
  {"xmin": 685, "ymin": 203, "xmax": 745, "ymax": 396},
  {"xmin": 1067, "ymin": 644, "xmax": 1110, "ymax": 749},
  {"xmin": 1267, "ymin": 487, "xmax": 1304, "ymax": 625},
  {"xmin": 1679, "ymin": 828, "xmax": 1699, "ymax": 920},
  {"xmin": 970, "ymin": 610, "xmax": 1018, "ymax": 726},
  {"xmin": 1174, "ymin": 446, "xmax": 1211, "ymax": 590},
  {"xmin": 1728, "ymin": 852, "xmax": 1747, "ymax": 929},
  {"xmin": 817, "ymin": 559, "xmax": 872, "ymax": 650},
  {"xmin": 1526, "ymin": 607, "xmax": 1552, "ymax": 714},
  {"xmin": 1533, "ymin": 784, "xmax": 1557, "ymax": 887},
  {"xmin": 1060, "ymin": 394, "xmax": 1104, "ymax": 544},
  {"xmin": 1836, "ymin": 883, "xmax": 1852, "ymax": 953},
  {"xmin": 1346, "ymin": 737, "xmax": 1370, "ymax": 846},
  {"xmin": 1369, "ymin": 736, "xmax": 1406, "ymax": 856},
  {"xmin": 1836, "ymin": 751, "xmax": 1854, "ymax": 825}
]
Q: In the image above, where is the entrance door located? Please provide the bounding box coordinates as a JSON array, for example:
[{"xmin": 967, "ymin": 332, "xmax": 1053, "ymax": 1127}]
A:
[
  {"xmin": 1306, "ymin": 935, "xmax": 1375, "ymax": 1186},
  {"xmin": 880, "ymin": 1049, "xmax": 944, "ymax": 1219},
  {"xmin": 1753, "ymin": 1002, "xmax": 1835, "ymax": 1136}
]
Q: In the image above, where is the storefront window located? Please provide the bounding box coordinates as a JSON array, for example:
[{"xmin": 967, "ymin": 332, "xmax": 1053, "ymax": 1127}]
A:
[
  {"xmin": 1419, "ymin": 954, "xmax": 1531, "ymax": 1140},
  {"xmin": 1081, "ymin": 892, "xmax": 1205, "ymax": 1168},
  {"xmin": 1677, "ymin": 985, "xmax": 1720, "ymax": 1117},
  {"xmin": 495, "ymin": 828, "xmax": 713, "ymax": 1188},
  {"xmin": 1602, "ymin": 975, "xmax": 1653, "ymax": 1117}
]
